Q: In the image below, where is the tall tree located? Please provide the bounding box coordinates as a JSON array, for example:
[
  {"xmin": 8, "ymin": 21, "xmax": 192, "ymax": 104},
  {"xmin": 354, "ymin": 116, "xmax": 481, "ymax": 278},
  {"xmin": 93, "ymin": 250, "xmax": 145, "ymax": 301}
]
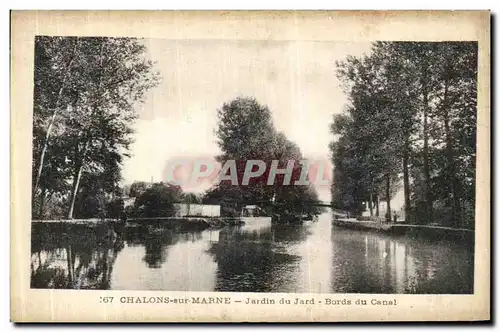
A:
[
  {"xmin": 371, "ymin": 42, "xmax": 420, "ymax": 222},
  {"xmin": 412, "ymin": 43, "xmax": 440, "ymax": 223},
  {"xmin": 209, "ymin": 97, "xmax": 321, "ymax": 218},
  {"xmin": 32, "ymin": 37, "xmax": 80, "ymax": 200},
  {"xmin": 32, "ymin": 36, "xmax": 160, "ymax": 219},
  {"xmin": 334, "ymin": 52, "xmax": 402, "ymax": 218},
  {"xmin": 331, "ymin": 41, "xmax": 477, "ymax": 227},
  {"xmin": 432, "ymin": 42, "xmax": 478, "ymax": 227}
]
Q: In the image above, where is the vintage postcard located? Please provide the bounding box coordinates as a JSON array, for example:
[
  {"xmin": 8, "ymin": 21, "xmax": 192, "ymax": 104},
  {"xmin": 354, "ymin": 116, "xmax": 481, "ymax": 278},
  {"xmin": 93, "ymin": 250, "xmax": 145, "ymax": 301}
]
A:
[{"xmin": 10, "ymin": 10, "xmax": 490, "ymax": 322}]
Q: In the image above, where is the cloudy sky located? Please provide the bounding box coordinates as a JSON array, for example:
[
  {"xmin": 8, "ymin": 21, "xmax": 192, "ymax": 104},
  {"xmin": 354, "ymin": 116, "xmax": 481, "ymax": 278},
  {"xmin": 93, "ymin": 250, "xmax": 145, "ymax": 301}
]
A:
[{"xmin": 121, "ymin": 39, "xmax": 374, "ymax": 202}]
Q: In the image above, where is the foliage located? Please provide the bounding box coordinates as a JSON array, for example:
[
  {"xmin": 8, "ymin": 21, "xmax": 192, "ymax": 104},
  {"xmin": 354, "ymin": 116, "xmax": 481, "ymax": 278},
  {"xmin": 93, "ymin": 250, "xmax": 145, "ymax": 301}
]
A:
[
  {"xmin": 133, "ymin": 182, "xmax": 183, "ymax": 218},
  {"xmin": 182, "ymin": 192, "xmax": 202, "ymax": 204},
  {"xmin": 129, "ymin": 181, "xmax": 150, "ymax": 198},
  {"xmin": 32, "ymin": 36, "xmax": 160, "ymax": 219},
  {"xmin": 331, "ymin": 41, "xmax": 477, "ymax": 227},
  {"xmin": 206, "ymin": 97, "xmax": 321, "ymax": 218}
]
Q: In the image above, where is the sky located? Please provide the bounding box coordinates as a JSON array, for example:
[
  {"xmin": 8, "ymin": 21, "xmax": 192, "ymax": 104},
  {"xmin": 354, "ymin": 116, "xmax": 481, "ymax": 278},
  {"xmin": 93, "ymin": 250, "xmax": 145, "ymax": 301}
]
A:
[{"xmin": 121, "ymin": 39, "xmax": 375, "ymax": 202}]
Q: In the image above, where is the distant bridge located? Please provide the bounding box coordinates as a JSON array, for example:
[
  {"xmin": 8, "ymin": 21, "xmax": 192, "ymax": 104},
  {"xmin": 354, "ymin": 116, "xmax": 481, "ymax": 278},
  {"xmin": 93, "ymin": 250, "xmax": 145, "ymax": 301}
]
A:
[
  {"xmin": 255, "ymin": 200, "xmax": 333, "ymax": 208},
  {"xmin": 220, "ymin": 200, "xmax": 348, "ymax": 216}
]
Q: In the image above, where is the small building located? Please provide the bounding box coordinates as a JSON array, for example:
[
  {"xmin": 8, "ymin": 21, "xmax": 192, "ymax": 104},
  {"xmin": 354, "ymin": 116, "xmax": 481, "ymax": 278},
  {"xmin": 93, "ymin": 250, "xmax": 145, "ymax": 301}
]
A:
[{"xmin": 174, "ymin": 203, "xmax": 221, "ymax": 217}]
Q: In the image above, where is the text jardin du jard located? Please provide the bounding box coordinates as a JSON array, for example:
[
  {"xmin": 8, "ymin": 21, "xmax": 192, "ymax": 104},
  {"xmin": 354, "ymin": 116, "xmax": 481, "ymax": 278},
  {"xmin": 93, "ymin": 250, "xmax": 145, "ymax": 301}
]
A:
[{"xmin": 100, "ymin": 296, "xmax": 397, "ymax": 306}]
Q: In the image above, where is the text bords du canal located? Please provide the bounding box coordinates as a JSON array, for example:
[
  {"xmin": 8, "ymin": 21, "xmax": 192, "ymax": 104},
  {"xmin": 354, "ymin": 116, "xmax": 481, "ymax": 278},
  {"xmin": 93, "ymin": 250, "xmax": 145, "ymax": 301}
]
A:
[{"xmin": 102, "ymin": 296, "xmax": 397, "ymax": 306}]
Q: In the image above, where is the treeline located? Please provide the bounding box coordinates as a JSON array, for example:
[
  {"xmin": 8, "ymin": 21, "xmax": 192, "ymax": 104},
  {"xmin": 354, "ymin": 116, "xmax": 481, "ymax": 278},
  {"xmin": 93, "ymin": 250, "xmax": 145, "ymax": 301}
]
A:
[
  {"xmin": 123, "ymin": 181, "xmax": 203, "ymax": 218},
  {"xmin": 204, "ymin": 97, "xmax": 322, "ymax": 217},
  {"xmin": 32, "ymin": 36, "xmax": 159, "ymax": 219},
  {"xmin": 330, "ymin": 42, "xmax": 477, "ymax": 228}
]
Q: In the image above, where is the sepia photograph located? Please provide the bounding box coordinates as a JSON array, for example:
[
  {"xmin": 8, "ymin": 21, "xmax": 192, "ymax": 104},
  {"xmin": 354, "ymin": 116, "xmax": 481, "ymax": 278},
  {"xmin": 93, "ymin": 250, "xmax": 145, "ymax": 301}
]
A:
[
  {"xmin": 30, "ymin": 37, "xmax": 478, "ymax": 294},
  {"xmin": 11, "ymin": 10, "xmax": 490, "ymax": 322}
]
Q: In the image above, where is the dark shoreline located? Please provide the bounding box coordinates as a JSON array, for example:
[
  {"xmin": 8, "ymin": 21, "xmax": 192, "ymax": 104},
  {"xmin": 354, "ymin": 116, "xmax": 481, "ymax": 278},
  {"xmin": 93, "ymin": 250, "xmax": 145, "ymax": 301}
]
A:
[
  {"xmin": 333, "ymin": 218, "xmax": 475, "ymax": 245},
  {"xmin": 31, "ymin": 216, "xmax": 244, "ymax": 233}
]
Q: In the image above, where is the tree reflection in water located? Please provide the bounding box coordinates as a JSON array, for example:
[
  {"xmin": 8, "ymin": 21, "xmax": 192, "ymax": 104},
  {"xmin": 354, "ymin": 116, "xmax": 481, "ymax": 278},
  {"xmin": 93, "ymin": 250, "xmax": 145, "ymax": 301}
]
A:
[
  {"xmin": 30, "ymin": 215, "xmax": 474, "ymax": 293},
  {"xmin": 207, "ymin": 223, "xmax": 302, "ymax": 292},
  {"xmin": 329, "ymin": 225, "xmax": 474, "ymax": 294},
  {"xmin": 31, "ymin": 223, "xmax": 124, "ymax": 289},
  {"xmin": 124, "ymin": 226, "xmax": 172, "ymax": 269},
  {"xmin": 31, "ymin": 223, "xmax": 207, "ymax": 289},
  {"xmin": 124, "ymin": 226, "xmax": 203, "ymax": 269}
]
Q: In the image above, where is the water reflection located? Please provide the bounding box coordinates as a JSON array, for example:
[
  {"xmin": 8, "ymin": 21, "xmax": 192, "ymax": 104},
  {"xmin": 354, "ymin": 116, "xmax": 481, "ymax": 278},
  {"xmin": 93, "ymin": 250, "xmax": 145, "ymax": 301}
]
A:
[
  {"xmin": 328, "ymin": 227, "xmax": 474, "ymax": 294},
  {"xmin": 30, "ymin": 213, "xmax": 474, "ymax": 293},
  {"xmin": 207, "ymin": 220, "xmax": 301, "ymax": 292},
  {"xmin": 124, "ymin": 227, "xmax": 178, "ymax": 268},
  {"xmin": 31, "ymin": 224, "xmax": 124, "ymax": 289}
]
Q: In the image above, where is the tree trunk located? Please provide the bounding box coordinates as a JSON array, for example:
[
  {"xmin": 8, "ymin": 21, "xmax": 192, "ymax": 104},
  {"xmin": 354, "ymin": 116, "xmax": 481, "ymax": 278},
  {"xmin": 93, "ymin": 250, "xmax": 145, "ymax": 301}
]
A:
[
  {"xmin": 66, "ymin": 245, "xmax": 74, "ymax": 286},
  {"xmin": 66, "ymin": 42, "xmax": 107, "ymax": 220},
  {"xmin": 375, "ymin": 195, "xmax": 380, "ymax": 217},
  {"xmin": 33, "ymin": 109, "xmax": 58, "ymax": 200},
  {"xmin": 442, "ymin": 78, "xmax": 462, "ymax": 228},
  {"xmin": 403, "ymin": 142, "xmax": 411, "ymax": 223},
  {"xmin": 67, "ymin": 163, "xmax": 84, "ymax": 219},
  {"xmin": 422, "ymin": 81, "xmax": 433, "ymax": 224},
  {"xmin": 38, "ymin": 187, "xmax": 46, "ymax": 219},
  {"xmin": 368, "ymin": 193, "xmax": 373, "ymax": 217},
  {"xmin": 67, "ymin": 130, "xmax": 93, "ymax": 219},
  {"xmin": 33, "ymin": 40, "xmax": 79, "ymax": 200},
  {"xmin": 385, "ymin": 174, "xmax": 391, "ymax": 222}
]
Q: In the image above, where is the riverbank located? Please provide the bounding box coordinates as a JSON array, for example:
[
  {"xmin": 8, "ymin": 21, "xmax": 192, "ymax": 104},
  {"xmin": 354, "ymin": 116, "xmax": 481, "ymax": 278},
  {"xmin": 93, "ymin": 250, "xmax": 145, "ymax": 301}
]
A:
[
  {"xmin": 32, "ymin": 216, "xmax": 244, "ymax": 231},
  {"xmin": 333, "ymin": 217, "xmax": 474, "ymax": 244}
]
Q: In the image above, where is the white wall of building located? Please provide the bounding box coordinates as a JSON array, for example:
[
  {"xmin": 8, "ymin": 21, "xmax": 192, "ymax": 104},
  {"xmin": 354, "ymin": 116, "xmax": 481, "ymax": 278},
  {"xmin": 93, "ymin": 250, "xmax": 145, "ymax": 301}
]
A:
[{"xmin": 174, "ymin": 203, "xmax": 220, "ymax": 217}]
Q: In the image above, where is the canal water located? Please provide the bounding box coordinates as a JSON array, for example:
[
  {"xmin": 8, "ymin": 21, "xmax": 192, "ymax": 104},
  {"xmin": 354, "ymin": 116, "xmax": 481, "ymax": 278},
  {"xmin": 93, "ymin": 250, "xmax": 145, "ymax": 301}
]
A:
[{"xmin": 31, "ymin": 212, "xmax": 474, "ymax": 293}]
